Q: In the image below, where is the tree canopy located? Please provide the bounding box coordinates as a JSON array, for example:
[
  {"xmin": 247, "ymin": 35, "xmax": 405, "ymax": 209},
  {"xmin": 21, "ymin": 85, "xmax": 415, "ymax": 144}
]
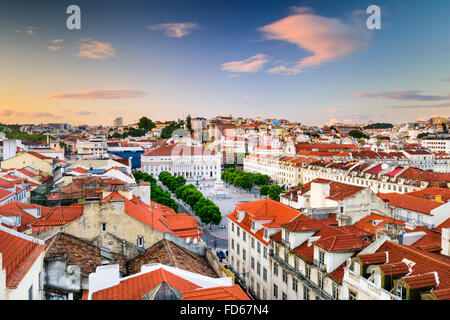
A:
[{"xmin": 138, "ymin": 117, "xmax": 156, "ymax": 131}]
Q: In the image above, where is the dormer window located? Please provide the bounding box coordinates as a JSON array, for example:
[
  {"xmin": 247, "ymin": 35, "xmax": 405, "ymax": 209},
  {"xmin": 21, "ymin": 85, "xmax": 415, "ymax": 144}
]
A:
[{"xmin": 264, "ymin": 228, "xmax": 268, "ymax": 239}]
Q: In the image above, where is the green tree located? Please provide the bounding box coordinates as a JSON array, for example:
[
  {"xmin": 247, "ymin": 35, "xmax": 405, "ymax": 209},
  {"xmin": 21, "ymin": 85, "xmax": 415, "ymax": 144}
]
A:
[
  {"xmin": 260, "ymin": 185, "xmax": 270, "ymax": 196},
  {"xmin": 349, "ymin": 130, "xmax": 369, "ymax": 139},
  {"xmin": 268, "ymin": 185, "xmax": 283, "ymax": 202},
  {"xmin": 138, "ymin": 116, "xmax": 156, "ymax": 131},
  {"xmin": 186, "ymin": 114, "xmax": 193, "ymax": 133}
]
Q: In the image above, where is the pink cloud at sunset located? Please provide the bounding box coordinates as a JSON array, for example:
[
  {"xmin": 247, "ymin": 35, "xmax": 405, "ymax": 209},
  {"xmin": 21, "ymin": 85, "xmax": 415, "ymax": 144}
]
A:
[
  {"xmin": 353, "ymin": 90, "xmax": 450, "ymax": 101},
  {"xmin": 46, "ymin": 89, "xmax": 147, "ymax": 99},
  {"xmin": 258, "ymin": 7, "xmax": 372, "ymax": 75}
]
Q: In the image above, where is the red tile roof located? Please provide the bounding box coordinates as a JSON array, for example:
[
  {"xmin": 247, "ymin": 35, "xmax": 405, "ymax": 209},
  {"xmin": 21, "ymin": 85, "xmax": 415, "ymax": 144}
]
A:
[
  {"xmin": 102, "ymin": 192, "xmax": 202, "ymax": 241},
  {"xmin": 358, "ymin": 252, "xmax": 388, "ymax": 265},
  {"xmin": 407, "ymin": 187, "xmax": 450, "ymax": 203},
  {"xmin": 226, "ymin": 199, "xmax": 300, "ymax": 245},
  {"xmin": 0, "ymin": 228, "xmax": 46, "ymax": 289},
  {"xmin": 379, "ymin": 261, "xmax": 410, "ymax": 275},
  {"xmin": 367, "ymin": 241, "xmax": 450, "ymax": 290},
  {"xmin": 92, "ymin": 268, "xmax": 200, "ymax": 300},
  {"xmin": 183, "ymin": 284, "xmax": 250, "ymax": 300},
  {"xmin": 143, "ymin": 144, "xmax": 215, "ymax": 157},
  {"xmin": 378, "ymin": 193, "xmax": 443, "ymax": 215},
  {"xmin": 431, "ymin": 288, "xmax": 450, "ymax": 300},
  {"xmin": 403, "ymin": 272, "xmax": 438, "ymax": 290},
  {"xmin": 314, "ymin": 234, "xmax": 369, "ymax": 252}
]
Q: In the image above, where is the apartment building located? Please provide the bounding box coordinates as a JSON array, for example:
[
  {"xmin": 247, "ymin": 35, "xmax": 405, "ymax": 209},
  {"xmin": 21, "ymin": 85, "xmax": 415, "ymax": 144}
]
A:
[
  {"xmin": 269, "ymin": 214, "xmax": 371, "ymax": 300},
  {"xmin": 421, "ymin": 136, "xmax": 450, "ymax": 154},
  {"xmin": 281, "ymin": 178, "xmax": 390, "ymax": 226},
  {"xmin": 302, "ymin": 161, "xmax": 450, "ymax": 194},
  {"xmin": 226, "ymin": 199, "xmax": 300, "ymax": 300},
  {"xmin": 1, "ymin": 151, "xmax": 62, "ymax": 181},
  {"xmin": 141, "ymin": 143, "xmax": 221, "ymax": 180},
  {"xmin": 378, "ymin": 190, "xmax": 450, "ymax": 230},
  {"xmin": 341, "ymin": 236, "xmax": 450, "ymax": 300}
]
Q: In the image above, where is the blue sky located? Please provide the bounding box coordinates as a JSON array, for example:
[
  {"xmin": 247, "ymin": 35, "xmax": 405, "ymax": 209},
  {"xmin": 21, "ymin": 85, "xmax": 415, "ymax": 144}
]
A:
[{"xmin": 0, "ymin": 0, "xmax": 449, "ymax": 126}]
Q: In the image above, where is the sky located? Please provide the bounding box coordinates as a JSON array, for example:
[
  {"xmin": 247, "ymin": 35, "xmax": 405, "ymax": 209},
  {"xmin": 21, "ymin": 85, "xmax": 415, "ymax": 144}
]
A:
[{"xmin": 0, "ymin": 0, "xmax": 449, "ymax": 126}]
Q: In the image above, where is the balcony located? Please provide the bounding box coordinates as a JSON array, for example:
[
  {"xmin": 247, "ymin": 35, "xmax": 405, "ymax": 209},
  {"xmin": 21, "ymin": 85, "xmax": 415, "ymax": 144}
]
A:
[{"xmin": 343, "ymin": 268, "xmax": 400, "ymax": 300}]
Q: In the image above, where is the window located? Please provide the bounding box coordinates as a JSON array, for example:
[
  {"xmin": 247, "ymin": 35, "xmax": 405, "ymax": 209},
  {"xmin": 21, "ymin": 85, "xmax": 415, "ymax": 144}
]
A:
[
  {"xmin": 349, "ymin": 289, "xmax": 357, "ymax": 300},
  {"xmin": 257, "ymin": 262, "xmax": 261, "ymax": 275},
  {"xmin": 275, "ymin": 244, "xmax": 279, "ymax": 256},
  {"xmin": 292, "ymin": 279, "xmax": 298, "ymax": 292},
  {"xmin": 263, "ymin": 289, "xmax": 267, "ymax": 300},
  {"xmin": 273, "ymin": 284, "xmax": 278, "ymax": 298},
  {"xmin": 263, "ymin": 247, "xmax": 267, "ymax": 259},
  {"xmin": 318, "ymin": 273, "xmax": 324, "ymax": 290},
  {"xmin": 332, "ymin": 283, "xmax": 339, "ymax": 300},
  {"xmin": 294, "ymin": 257, "xmax": 299, "ymax": 270},
  {"xmin": 231, "ymin": 239, "xmax": 235, "ymax": 250},
  {"xmin": 274, "ymin": 263, "xmax": 278, "ymax": 276},
  {"xmin": 232, "ymin": 223, "xmax": 234, "ymax": 232},
  {"xmin": 263, "ymin": 268, "xmax": 267, "ymax": 281},
  {"xmin": 242, "ymin": 249, "xmax": 246, "ymax": 261},
  {"xmin": 38, "ymin": 272, "xmax": 42, "ymax": 292},
  {"xmin": 396, "ymin": 284, "xmax": 407, "ymax": 299},
  {"xmin": 237, "ymin": 244, "xmax": 240, "ymax": 255},
  {"xmin": 243, "ymin": 231, "xmax": 246, "ymax": 242},
  {"xmin": 282, "ymin": 270, "xmax": 287, "ymax": 283},
  {"xmin": 257, "ymin": 242, "xmax": 261, "ymax": 254},
  {"xmin": 28, "ymin": 285, "xmax": 33, "ymax": 300},
  {"xmin": 251, "ymin": 257, "xmax": 255, "ymax": 270},
  {"xmin": 340, "ymin": 206, "xmax": 344, "ymax": 213},
  {"xmin": 101, "ymin": 223, "xmax": 107, "ymax": 232},
  {"xmin": 237, "ymin": 226, "xmax": 240, "ymax": 237},
  {"xmin": 305, "ymin": 264, "xmax": 311, "ymax": 279},
  {"xmin": 282, "ymin": 292, "xmax": 287, "ymax": 300},
  {"xmin": 137, "ymin": 236, "xmax": 144, "ymax": 248},
  {"xmin": 251, "ymin": 237, "xmax": 255, "ymax": 248},
  {"xmin": 284, "ymin": 250, "xmax": 289, "ymax": 263},
  {"xmin": 319, "ymin": 251, "xmax": 325, "ymax": 266},
  {"xmin": 303, "ymin": 287, "xmax": 309, "ymax": 300}
]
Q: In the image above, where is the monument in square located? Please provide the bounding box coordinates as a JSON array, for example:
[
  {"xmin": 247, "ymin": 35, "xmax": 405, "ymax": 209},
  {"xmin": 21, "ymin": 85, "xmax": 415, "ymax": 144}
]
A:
[{"xmin": 212, "ymin": 157, "xmax": 227, "ymax": 199}]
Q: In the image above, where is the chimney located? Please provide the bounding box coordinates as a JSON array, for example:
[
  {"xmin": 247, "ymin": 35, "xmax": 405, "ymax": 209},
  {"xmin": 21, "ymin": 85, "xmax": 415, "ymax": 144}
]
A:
[
  {"xmin": 138, "ymin": 182, "xmax": 151, "ymax": 206},
  {"xmin": 442, "ymin": 228, "xmax": 450, "ymax": 257},
  {"xmin": 88, "ymin": 264, "xmax": 120, "ymax": 300}
]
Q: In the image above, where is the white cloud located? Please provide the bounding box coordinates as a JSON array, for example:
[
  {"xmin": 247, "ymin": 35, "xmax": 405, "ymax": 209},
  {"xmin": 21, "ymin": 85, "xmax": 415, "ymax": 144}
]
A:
[
  {"xmin": 221, "ymin": 54, "xmax": 270, "ymax": 73},
  {"xmin": 146, "ymin": 22, "xmax": 199, "ymax": 38}
]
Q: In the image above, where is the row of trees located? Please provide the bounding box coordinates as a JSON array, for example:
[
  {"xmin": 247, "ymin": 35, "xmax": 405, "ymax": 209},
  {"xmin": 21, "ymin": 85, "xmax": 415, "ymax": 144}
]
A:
[
  {"xmin": 158, "ymin": 171, "xmax": 222, "ymax": 227},
  {"xmin": 159, "ymin": 171, "xmax": 186, "ymax": 193},
  {"xmin": 221, "ymin": 168, "xmax": 284, "ymax": 201},
  {"xmin": 132, "ymin": 171, "xmax": 178, "ymax": 212},
  {"xmin": 221, "ymin": 168, "xmax": 270, "ymax": 191}
]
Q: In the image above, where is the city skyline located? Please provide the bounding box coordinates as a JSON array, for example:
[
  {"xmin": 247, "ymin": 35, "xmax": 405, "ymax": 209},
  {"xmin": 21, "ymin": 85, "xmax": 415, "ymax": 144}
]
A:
[{"xmin": 1, "ymin": 0, "xmax": 450, "ymax": 126}]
